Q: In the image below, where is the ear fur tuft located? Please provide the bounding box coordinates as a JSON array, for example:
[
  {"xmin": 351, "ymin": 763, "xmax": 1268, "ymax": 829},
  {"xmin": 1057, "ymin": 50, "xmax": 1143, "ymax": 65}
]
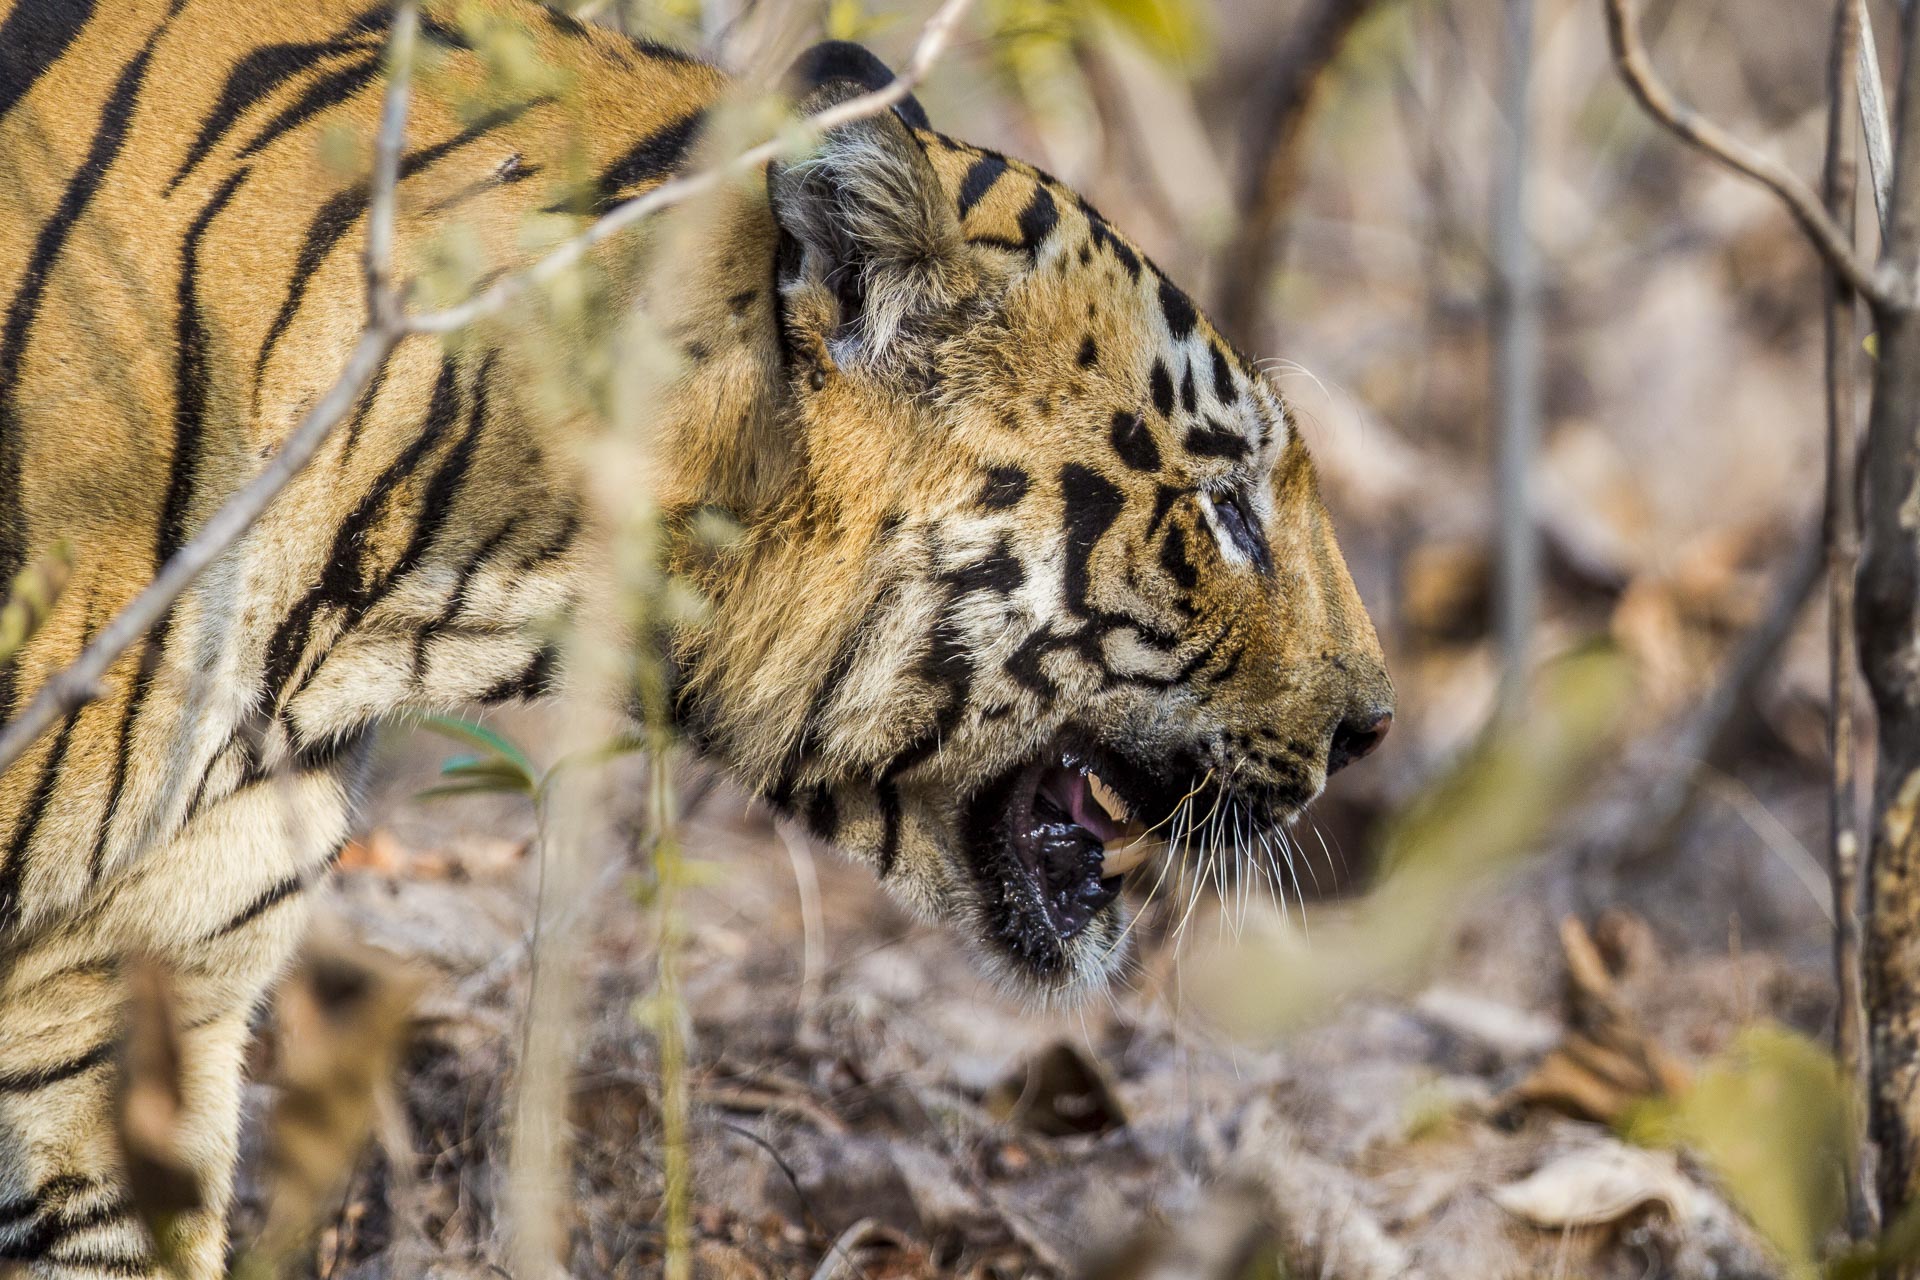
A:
[{"xmin": 767, "ymin": 82, "xmax": 966, "ymax": 362}]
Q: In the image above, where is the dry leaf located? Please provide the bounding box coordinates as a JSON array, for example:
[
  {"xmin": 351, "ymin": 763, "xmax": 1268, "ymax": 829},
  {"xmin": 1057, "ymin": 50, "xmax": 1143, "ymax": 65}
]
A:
[
  {"xmin": 243, "ymin": 931, "xmax": 420, "ymax": 1272},
  {"xmin": 1508, "ymin": 915, "xmax": 1689, "ymax": 1124},
  {"xmin": 115, "ymin": 959, "xmax": 202, "ymax": 1262},
  {"xmin": 1492, "ymin": 1143, "xmax": 1699, "ymax": 1229}
]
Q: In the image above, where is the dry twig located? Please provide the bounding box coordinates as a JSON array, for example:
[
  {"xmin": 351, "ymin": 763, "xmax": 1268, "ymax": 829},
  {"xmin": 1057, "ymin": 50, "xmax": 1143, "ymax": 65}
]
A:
[
  {"xmin": 0, "ymin": 0, "xmax": 977, "ymax": 778},
  {"xmin": 1602, "ymin": 0, "xmax": 1894, "ymax": 306}
]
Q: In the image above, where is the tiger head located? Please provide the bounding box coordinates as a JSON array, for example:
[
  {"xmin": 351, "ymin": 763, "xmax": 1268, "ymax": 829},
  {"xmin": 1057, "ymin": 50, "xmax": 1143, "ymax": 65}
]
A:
[{"xmin": 663, "ymin": 52, "xmax": 1392, "ymax": 995}]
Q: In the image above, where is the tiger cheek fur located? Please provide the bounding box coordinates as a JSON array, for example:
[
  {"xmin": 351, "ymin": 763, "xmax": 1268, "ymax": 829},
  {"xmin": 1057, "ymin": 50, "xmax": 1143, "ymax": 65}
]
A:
[{"xmin": 0, "ymin": 5, "xmax": 1389, "ymax": 1276}]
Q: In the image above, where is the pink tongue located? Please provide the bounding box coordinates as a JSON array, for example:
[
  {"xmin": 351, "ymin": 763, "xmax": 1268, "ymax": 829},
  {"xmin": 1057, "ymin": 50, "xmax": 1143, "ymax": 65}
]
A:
[{"xmin": 1042, "ymin": 768, "xmax": 1123, "ymax": 842}]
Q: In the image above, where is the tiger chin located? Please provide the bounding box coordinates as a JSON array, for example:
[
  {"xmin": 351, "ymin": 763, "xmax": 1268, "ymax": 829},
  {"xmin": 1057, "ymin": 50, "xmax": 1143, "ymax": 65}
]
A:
[{"xmin": 0, "ymin": 1, "xmax": 1389, "ymax": 1274}]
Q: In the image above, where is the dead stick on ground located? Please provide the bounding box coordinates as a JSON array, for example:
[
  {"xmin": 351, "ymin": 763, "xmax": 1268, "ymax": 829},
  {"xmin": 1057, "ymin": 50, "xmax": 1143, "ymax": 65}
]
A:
[{"xmin": 0, "ymin": 0, "xmax": 977, "ymax": 779}]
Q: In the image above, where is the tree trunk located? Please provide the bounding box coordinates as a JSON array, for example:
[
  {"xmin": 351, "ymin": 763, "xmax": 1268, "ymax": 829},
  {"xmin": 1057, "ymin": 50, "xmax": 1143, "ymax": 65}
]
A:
[{"xmin": 1861, "ymin": 8, "xmax": 1920, "ymax": 1247}]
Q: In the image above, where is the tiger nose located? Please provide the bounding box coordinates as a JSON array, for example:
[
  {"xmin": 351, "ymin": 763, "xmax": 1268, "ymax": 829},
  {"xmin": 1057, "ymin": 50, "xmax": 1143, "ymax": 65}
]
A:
[{"xmin": 1327, "ymin": 709, "xmax": 1392, "ymax": 775}]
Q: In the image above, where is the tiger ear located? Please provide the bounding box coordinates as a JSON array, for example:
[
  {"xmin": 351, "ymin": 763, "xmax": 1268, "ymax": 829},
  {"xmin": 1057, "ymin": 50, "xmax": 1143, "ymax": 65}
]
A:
[{"xmin": 766, "ymin": 75, "xmax": 965, "ymax": 368}]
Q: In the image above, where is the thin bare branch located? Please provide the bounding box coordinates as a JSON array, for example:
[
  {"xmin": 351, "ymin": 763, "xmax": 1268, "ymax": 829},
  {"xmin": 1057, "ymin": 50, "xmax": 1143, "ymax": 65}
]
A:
[
  {"xmin": 1602, "ymin": 0, "xmax": 1896, "ymax": 307},
  {"xmin": 1823, "ymin": 0, "xmax": 1874, "ymax": 1242},
  {"xmin": 0, "ymin": 328, "xmax": 400, "ymax": 775},
  {"xmin": 407, "ymin": 0, "xmax": 975, "ymax": 336},
  {"xmin": 0, "ymin": 0, "xmax": 421, "ymax": 776},
  {"xmin": 363, "ymin": 0, "xmax": 421, "ymax": 328},
  {"xmin": 1861, "ymin": 0, "xmax": 1920, "ymax": 1234},
  {"xmin": 1491, "ymin": 0, "xmax": 1540, "ymax": 718},
  {"xmin": 0, "ymin": 0, "xmax": 978, "ymax": 777}
]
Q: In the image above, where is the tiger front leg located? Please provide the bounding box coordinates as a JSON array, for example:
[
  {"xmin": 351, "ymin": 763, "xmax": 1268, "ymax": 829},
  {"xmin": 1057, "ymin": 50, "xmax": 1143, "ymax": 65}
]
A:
[{"xmin": 0, "ymin": 973, "xmax": 254, "ymax": 1280}]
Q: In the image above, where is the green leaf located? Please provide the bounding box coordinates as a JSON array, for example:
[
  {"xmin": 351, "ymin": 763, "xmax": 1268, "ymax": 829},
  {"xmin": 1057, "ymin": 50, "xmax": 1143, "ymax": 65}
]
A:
[
  {"xmin": 1633, "ymin": 1025, "xmax": 1850, "ymax": 1271},
  {"xmin": 411, "ymin": 714, "xmax": 539, "ymax": 801},
  {"xmin": 1087, "ymin": 0, "xmax": 1209, "ymax": 67},
  {"xmin": 439, "ymin": 757, "xmax": 539, "ymax": 790},
  {"xmin": 415, "ymin": 714, "xmax": 536, "ymax": 777}
]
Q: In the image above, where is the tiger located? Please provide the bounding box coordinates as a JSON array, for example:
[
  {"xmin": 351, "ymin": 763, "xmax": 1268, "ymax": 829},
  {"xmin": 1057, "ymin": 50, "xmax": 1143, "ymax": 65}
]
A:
[{"xmin": 0, "ymin": 0, "xmax": 1394, "ymax": 1275}]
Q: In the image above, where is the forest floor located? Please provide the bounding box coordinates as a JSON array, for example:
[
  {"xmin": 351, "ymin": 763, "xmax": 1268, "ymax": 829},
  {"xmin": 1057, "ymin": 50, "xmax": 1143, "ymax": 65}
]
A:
[{"xmin": 226, "ymin": 703, "xmax": 1841, "ymax": 1280}]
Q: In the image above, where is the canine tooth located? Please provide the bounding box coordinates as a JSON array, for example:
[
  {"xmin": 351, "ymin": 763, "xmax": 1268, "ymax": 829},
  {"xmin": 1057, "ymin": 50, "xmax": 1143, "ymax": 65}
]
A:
[
  {"xmin": 1100, "ymin": 835, "xmax": 1157, "ymax": 879},
  {"xmin": 1086, "ymin": 771, "xmax": 1131, "ymax": 823}
]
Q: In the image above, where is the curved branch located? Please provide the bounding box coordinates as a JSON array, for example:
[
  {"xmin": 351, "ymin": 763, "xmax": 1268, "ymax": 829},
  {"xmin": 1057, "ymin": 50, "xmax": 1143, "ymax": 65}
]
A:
[
  {"xmin": 1603, "ymin": 0, "xmax": 1897, "ymax": 308},
  {"xmin": 0, "ymin": 0, "xmax": 977, "ymax": 777},
  {"xmin": 406, "ymin": 0, "xmax": 973, "ymax": 336}
]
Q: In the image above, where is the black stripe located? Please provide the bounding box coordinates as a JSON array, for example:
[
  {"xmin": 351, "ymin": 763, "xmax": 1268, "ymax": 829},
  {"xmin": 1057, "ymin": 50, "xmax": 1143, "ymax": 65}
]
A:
[
  {"xmin": 181, "ymin": 740, "xmax": 228, "ymax": 821},
  {"xmin": 1157, "ymin": 275, "xmax": 1198, "ymax": 342},
  {"xmin": 233, "ymin": 52, "xmax": 381, "ymax": 164},
  {"xmin": 159, "ymin": 166, "xmax": 251, "ymax": 564},
  {"xmin": 0, "ymin": 22, "xmax": 168, "ymax": 720},
  {"xmin": 337, "ymin": 349, "xmax": 393, "ymax": 463},
  {"xmin": 956, "ymin": 154, "xmax": 1007, "ymax": 218},
  {"xmin": 1059, "ymin": 463, "xmax": 1124, "ymax": 619},
  {"xmin": 0, "ymin": 1041, "xmax": 111, "ymax": 1094},
  {"xmin": 251, "ymin": 185, "xmax": 365, "ymax": 388},
  {"xmin": 587, "ymin": 109, "xmax": 704, "ymax": 213},
  {"xmin": 0, "ymin": 0, "xmax": 98, "ymax": 123},
  {"xmin": 1077, "ymin": 196, "xmax": 1141, "ymax": 280},
  {"xmin": 1184, "ymin": 420, "xmax": 1250, "ymax": 461},
  {"xmin": 1159, "ymin": 521, "xmax": 1197, "ymax": 590},
  {"xmin": 1109, "ymin": 411, "xmax": 1159, "ymax": 472},
  {"xmin": 1145, "ymin": 483, "xmax": 1185, "ymax": 539},
  {"xmin": 506, "ymin": 509, "xmax": 580, "ymax": 583},
  {"xmin": 86, "ymin": 169, "xmax": 267, "ymax": 883},
  {"xmin": 254, "ymin": 97, "xmax": 550, "ymax": 385},
  {"xmin": 1209, "ymin": 342, "xmax": 1237, "ymax": 406},
  {"xmin": 353, "ymin": 352, "xmax": 494, "ymax": 618},
  {"xmin": 0, "ymin": 1196, "xmax": 135, "ymax": 1266},
  {"xmin": 205, "ymin": 873, "xmax": 302, "ymax": 940},
  {"xmin": 412, "ymin": 517, "xmax": 517, "ymax": 677},
  {"xmin": 876, "ymin": 781, "xmax": 902, "ymax": 878},
  {"xmin": 1017, "ymin": 186, "xmax": 1058, "ymax": 254},
  {"xmin": 261, "ymin": 356, "xmax": 463, "ymax": 705},
  {"xmin": 0, "ymin": 697, "xmax": 82, "ymax": 933},
  {"xmin": 1149, "ymin": 359, "xmax": 1174, "ymax": 417},
  {"xmin": 972, "ymin": 185, "xmax": 1058, "ymax": 257},
  {"xmin": 628, "ymin": 36, "xmax": 701, "ymax": 66},
  {"xmin": 477, "ymin": 644, "xmax": 556, "ymax": 703},
  {"xmin": 167, "ymin": 26, "xmax": 382, "ymax": 192},
  {"xmin": 85, "ymin": 645, "xmax": 147, "ymax": 883},
  {"xmin": 0, "ymin": 1176, "xmax": 95, "ymax": 1232}
]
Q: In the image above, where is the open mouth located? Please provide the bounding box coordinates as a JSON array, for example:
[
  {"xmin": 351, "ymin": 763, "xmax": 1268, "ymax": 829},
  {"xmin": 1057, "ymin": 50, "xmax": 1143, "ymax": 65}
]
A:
[
  {"xmin": 1009, "ymin": 754, "xmax": 1160, "ymax": 938},
  {"xmin": 959, "ymin": 738, "xmax": 1318, "ymax": 979},
  {"xmin": 961, "ymin": 743, "xmax": 1187, "ymax": 975}
]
